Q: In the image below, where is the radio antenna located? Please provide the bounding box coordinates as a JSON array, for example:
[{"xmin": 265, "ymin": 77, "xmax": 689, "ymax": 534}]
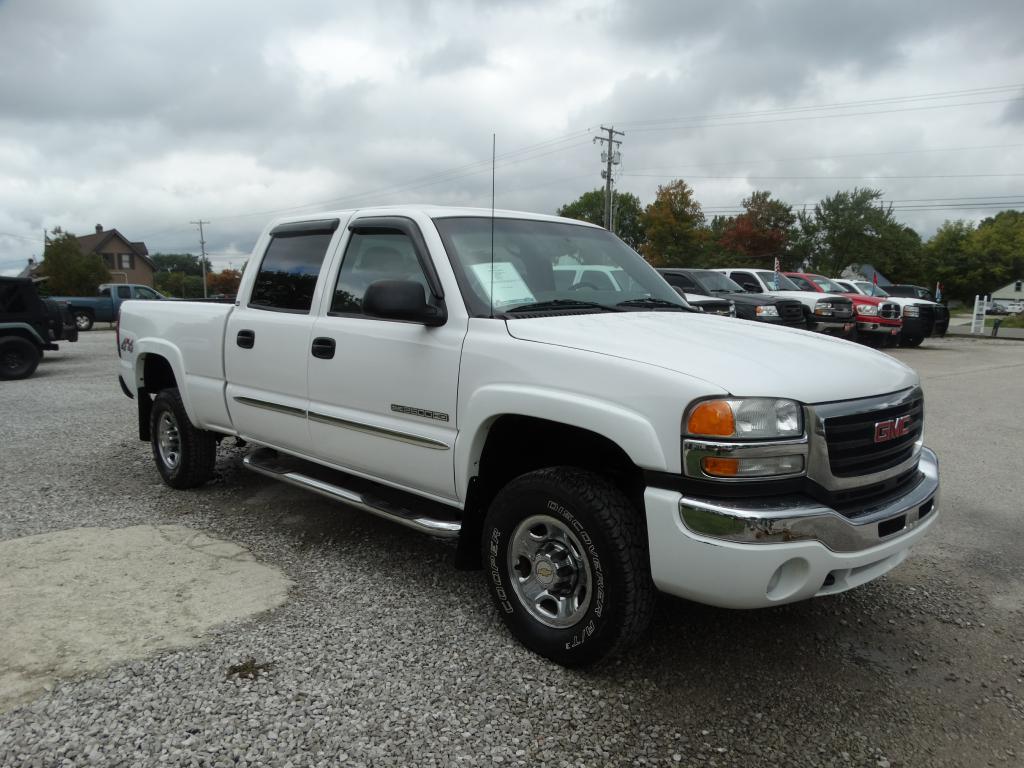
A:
[{"xmin": 489, "ymin": 132, "xmax": 496, "ymax": 319}]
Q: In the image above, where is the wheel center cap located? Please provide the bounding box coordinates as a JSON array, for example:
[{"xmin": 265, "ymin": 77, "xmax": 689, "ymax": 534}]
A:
[{"xmin": 534, "ymin": 557, "xmax": 557, "ymax": 587}]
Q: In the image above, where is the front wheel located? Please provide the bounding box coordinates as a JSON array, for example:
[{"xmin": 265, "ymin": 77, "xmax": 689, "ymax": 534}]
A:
[
  {"xmin": 900, "ymin": 335, "xmax": 924, "ymax": 348},
  {"xmin": 74, "ymin": 311, "xmax": 94, "ymax": 331},
  {"xmin": 482, "ymin": 467, "xmax": 654, "ymax": 667},
  {"xmin": 150, "ymin": 387, "xmax": 217, "ymax": 489},
  {"xmin": 0, "ymin": 336, "xmax": 41, "ymax": 380}
]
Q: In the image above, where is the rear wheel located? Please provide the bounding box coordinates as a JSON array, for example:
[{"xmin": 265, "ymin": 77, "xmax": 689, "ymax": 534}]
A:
[
  {"xmin": 74, "ymin": 311, "xmax": 94, "ymax": 331},
  {"xmin": 150, "ymin": 387, "xmax": 217, "ymax": 488},
  {"xmin": 899, "ymin": 335, "xmax": 924, "ymax": 348},
  {"xmin": 482, "ymin": 467, "xmax": 653, "ymax": 667},
  {"xmin": 0, "ymin": 336, "xmax": 41, "ymax": 380}
]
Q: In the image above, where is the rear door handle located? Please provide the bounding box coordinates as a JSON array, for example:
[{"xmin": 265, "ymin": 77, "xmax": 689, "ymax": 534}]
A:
[
  {"xmin": 311, "ymin": 337, "xmax": 336, "ymax": 359},
  {"xmin": 236, "ymin": 329, "xmax": 255, "ymax": 349}
]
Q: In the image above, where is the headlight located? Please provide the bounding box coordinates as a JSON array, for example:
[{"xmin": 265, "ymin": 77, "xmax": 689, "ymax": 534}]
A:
[
  {"xmin": 755, "ymin": 304, "xmax": 779, "ymax": 317},
  {"xmin": 686, "ymin": 398, "xmax": 803, "ymax": 439},
  {"xmin": 813, "ymin": 301, "xmax": 834, "ymax": 316},
  {"xmin": 903, "ymin": 305, "xmax": 920, "ymax": 317},
  {"xmin": 854, "ymin": 303, "xmax": 879, "ymax": 316}
]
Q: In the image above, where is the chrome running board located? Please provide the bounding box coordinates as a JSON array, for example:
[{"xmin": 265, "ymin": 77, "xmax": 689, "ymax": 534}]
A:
[{"xmin": 242, "ymin": 448, "xmax": 461, "ymax": 539}]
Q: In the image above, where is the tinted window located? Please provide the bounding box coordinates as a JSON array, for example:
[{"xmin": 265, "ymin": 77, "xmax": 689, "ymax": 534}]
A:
[
  {"xmin": 732, "ymin": 271, "xmax": 758, "ymax": 290},
  {"xmin": 664, "ymin": 273, "xmax": 699, "ymax": 292},
  {"xmin": 788, "ymin": 275, "xmax": 816, "ymax": 291},
  {"xmin": 116, "ymin": 286, "xmax": 132, "ymax": 299},
  {"xmin": 332, "ymin": 232, "xmax": 429, "ymax": 315},
  {"xmin": 552, "ymin": 269, "xmax": 575, "ymax": 290},
  {"xmin": 250, "ymin": 232, "xmax": 333, "ymax": 312}
]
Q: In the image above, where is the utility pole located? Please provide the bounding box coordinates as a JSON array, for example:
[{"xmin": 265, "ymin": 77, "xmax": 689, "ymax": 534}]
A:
[
  {"xmin": 191, "ymin": 219, "xmax": 210, "ymax": 298},
  {"xmin": 593, "ymin": 126, "xmax": 624, "ymax": 231}
]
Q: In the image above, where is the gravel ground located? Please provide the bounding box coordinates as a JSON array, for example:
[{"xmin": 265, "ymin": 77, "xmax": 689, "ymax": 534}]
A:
[{"xmin": 0, "ymin": 331, "xmax": 1022, "ymax": 767}]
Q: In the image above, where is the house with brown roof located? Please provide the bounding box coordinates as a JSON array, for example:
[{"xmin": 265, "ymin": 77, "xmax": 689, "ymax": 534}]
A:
[{"xmin": 77, "ymin": 224, "xmax": 155, "ymax": 286}]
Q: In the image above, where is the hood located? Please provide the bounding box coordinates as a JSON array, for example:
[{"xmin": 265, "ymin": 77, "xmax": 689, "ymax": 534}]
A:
[{"xmin": 505, "ymin": 311, "xmax": 917, "ymax": 404}]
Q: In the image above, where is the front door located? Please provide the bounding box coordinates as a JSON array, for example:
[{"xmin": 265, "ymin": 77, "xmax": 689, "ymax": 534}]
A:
[
  {"xmin": 307, "ymin": 217, "xmax": 467, "ymax": 500},
  {"xmin": 224, "ymin": 218, "xmax": 343, "ymax": 455}
]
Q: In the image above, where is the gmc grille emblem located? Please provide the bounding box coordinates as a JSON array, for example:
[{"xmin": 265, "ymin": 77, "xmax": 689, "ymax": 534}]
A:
[{"xmin": 874, "ymin": 415, "xmax": 913, "ymax": 443}]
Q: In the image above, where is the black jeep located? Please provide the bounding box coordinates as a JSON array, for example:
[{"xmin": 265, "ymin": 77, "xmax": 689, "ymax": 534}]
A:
[{"xmin": 0, "ymin": 276, "xmax": 79, "ymax": 380}]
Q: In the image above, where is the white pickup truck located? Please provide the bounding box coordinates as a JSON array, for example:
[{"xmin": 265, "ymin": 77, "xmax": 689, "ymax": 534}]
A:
[{"xmin": 117, "ymin": 206, "xmax": 939, "ymax": 667}]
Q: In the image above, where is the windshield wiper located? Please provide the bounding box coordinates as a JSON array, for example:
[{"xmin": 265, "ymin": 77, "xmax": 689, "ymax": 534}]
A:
[
  {"xmin": 505, "ymin": 299, "xmax": 621, "ymax": 313},
  {"xmin": 615, "ymin": 297, "xmax": 690, "ymax": 311}
]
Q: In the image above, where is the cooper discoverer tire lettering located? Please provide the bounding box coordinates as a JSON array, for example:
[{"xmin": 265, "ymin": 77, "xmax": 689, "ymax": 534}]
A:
[
  {"xmin": 150, "ymin": 387, "xmax": 217, "ymax": 489},
  {"xmin": 481, "ymin": 466, "xmax": 654, "ymax": 667}
]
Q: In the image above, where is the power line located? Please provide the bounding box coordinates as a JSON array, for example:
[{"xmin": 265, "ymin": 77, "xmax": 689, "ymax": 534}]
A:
[
  {"xmin": 616, "ymin": 83, "xmax": 1024, "ymax": 128},
  {"xmin": 621, "ymin": 172, "xmax": 1024, "ymax": 180},
  {"xmin": 593, "ymin": 126, "xmax": 624, "ymax": 230}
]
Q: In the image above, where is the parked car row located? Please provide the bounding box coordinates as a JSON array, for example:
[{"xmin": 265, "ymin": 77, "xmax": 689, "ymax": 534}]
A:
[
  {"xmin": 50, "ymin": 283, "xmax": 167, "ymax": 331},
  {"xmin": 654, "ymin": 266, "xmax": 948, "ymax": 348}
]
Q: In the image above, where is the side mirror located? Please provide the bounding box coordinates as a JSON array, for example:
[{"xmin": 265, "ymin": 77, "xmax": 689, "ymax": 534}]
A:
[{"xmin": 363, "ymin": 280, "xmax": 446, "ymax": 326}]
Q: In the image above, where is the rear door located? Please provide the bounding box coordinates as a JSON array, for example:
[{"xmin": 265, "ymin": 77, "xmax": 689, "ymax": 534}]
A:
[
  {"xmin": 307, "ymin": 216, "xmax": 466, "ymax": 500},
  {"xmin": 224, "ymin": 218, "xmax": 344, "ymax": 455}
]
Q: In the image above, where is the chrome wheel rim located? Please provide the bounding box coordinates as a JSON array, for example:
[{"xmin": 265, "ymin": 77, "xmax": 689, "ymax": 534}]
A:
[
  {"xmin": 75, "ymin": 314, "xmax": 90, "ymax": 330},
  {"xmin": 156, "ymin": 411, "xmax": 181, "ymax": 469},
  {"xmin": 507, "ymin": 514, "xmax": 592, "ymax": 629}
]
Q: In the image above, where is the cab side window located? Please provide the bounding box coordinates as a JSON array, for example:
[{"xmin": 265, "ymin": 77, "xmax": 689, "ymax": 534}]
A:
[
  {"xmin": 134, "ymin": 287, "xmax": 160, "ymax": 300},
  {"xmin": 116, "ymin": 286, "xmax": 132, "ymax": 299},
  {"xmin": 332, "ymin": 232, "xmax": 430, "ymax": 316},
  {"xmin": 789, "ymin": 275, "xmax": 815, "ymax": 291},
  {"xmin": 665, "ymin": 273, "xmax": 699, "ymax": 293},
  {"xmin": 250, "ymin": 229, "xmax": 334, "ymax": 313},
  {"xmin": 732, "ymin": 271, "xmax": 759, "ymax": 292}
]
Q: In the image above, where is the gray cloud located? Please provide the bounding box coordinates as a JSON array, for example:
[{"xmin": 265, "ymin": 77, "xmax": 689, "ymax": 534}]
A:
[{"xmin": 0, "ymin": 0, "xmax": 1022, "ymax": 273}]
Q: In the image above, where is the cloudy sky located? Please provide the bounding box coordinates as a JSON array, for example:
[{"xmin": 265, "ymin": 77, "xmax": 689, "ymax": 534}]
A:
[{"xmin": 1, "ymin": 0, "xmax": 1022, "ymax": 275}]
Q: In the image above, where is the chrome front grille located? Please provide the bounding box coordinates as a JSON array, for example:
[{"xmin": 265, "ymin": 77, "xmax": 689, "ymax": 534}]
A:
[
  {"xmin": 824, "ymin": 395, "xmax": 923, "ymax": 477},
  {"xmin": 805, "ymin": 387, "xmax": 924, "ymax": 492}
]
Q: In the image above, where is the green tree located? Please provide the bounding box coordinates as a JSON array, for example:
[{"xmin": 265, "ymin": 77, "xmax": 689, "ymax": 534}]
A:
[
  {"xmin": 923, "ymin": 220, "xmax": 975, "ymax": 302},
  {"xmin": 154, "ymin": 271, "xmax": 205, "ymax": 298},
  {"xmin": 38, "ymin": 230, "xmax": 110, "ymax": 295},
  {"xmin": 151, "ymin": 253, "xmax": 210, "ymax": 276},
  {"xmin": 801, "ymin": 188, "xmax": 902, "ymax": 277},
  {"xmin": 557, "ymin": 189, "xmax": 645, "ymax": 251},
  {"xmin": 639, "ymin": 179, "xmax": 706, "ymax": 267},
  {"xmin": 716, "ymin": 190, "xmax": 794, "ymax": 268}
]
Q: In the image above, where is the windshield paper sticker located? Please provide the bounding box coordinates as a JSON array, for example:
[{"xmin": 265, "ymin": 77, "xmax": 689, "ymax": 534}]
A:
[{"xmin": 469, "ymin": 262, "xmax": 536, "ymax": 308}]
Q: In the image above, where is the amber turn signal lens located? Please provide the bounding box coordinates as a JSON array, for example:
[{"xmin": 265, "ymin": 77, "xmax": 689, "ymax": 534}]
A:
[
  {"xmin": 702, "ymin": 457, "xmax": 739, "ymax": 476},
  {"xmin": 687, "ymin": 400, "xmax": 735, "ymax": 437}
]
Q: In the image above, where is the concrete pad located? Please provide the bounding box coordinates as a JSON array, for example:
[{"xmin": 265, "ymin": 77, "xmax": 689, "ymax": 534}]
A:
[{"xmin": 0, "ymin": 525, "xmax": 291, "ymax": 712}]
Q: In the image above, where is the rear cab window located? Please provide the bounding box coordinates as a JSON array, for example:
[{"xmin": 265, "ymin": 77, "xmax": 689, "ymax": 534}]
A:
[{"xmin": 249, "ymin": 219, "xmax": 340, "ymax": 313}]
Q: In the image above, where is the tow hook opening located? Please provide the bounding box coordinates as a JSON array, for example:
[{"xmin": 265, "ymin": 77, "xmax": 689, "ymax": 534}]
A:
[{"xmin": 878, "ymin": 514, "xmax": 907, "ymax": 539}]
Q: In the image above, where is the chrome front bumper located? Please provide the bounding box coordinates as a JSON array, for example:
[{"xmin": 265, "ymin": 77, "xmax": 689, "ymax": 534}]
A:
[{"xmin": 679, "ymin": 447, "xmax": 939, "ymax": 553}]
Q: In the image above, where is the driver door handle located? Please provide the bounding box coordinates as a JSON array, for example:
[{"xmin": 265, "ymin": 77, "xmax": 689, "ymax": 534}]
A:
[{"xmin": 311, "ymin": 337, "xmax": 336, "ymax": 360}]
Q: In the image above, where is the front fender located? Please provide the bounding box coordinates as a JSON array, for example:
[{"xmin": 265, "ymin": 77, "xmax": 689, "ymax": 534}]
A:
[{"xmin": 455, "ymin": 384, "xmax": 668, "ymax": 500}]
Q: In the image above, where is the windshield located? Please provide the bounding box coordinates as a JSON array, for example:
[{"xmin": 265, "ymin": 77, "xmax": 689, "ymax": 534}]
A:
[
  {"xmin": 809, "ymin": 275, "xmax": 847, "ymax": 293},
  {"xmin": 432, "ymin": 217, "xmax": 687, "ymax": 315},
  {"xmin": 689, "ymin": 269, "xmax": 744, "ymax": 293},
  {"xmin": 754, "ymin": 270, "xmax": 801, "ymax": 291},
  {"xmin": 854, "ymin": 281, "xmax": 890, "ymax": 297}
]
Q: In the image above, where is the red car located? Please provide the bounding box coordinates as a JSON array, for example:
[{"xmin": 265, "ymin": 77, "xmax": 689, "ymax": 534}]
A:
[{"xmin": 783, "ymin": 272, "xmax": 902, "ymax": 345}]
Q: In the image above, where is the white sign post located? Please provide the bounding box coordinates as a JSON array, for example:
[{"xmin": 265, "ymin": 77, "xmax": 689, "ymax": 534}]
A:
[{"xmin": 970, "ymin": 295, "xmax": 988, "ymax": 334}]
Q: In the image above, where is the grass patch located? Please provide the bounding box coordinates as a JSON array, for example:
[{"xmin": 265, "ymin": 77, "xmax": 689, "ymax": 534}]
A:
[{"xmin": 987, "ymin": 314, "xmax": 1024, "ymax": 328}]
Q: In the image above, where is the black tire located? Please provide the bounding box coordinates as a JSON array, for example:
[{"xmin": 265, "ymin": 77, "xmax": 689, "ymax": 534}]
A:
[
  {"xmin": 150, "ymin": 387, "xmax": 217, "ymax": 489},
  {"xmin": 899, "ymin": 335, "xmax": 924, "ymax": 348},
  {"xmin": 0, "ymin": 336, "xmax": 41, "ymax": 380},
  {"xmin": 74, "ymin": 311, "xmax": 94, "ymax": 331},
  {"xmin": 482, "ymin": 467, "xmax": 654, "ymax": 667}
]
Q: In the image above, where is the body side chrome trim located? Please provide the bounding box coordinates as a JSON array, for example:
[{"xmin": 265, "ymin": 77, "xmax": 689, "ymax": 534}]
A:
[
  {"xmin": 307, "ymin": 410, "xmax": 451, "ymax": 451},
  {"xmin": 232, "ymin": 395, "xmax": 451, "ymax": 451}
]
